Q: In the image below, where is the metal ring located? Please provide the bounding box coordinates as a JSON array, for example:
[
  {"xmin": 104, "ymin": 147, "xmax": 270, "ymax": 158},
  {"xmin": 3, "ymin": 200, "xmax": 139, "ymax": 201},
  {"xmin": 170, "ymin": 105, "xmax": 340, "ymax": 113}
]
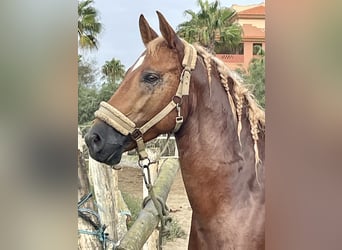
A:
[
  {"xmin": 138, "ymin": 158, "xmax": 150, "ymax": 168},
  {"xmin": 172, "ymin": 95, "xmax": 183, "ymax": 105}
]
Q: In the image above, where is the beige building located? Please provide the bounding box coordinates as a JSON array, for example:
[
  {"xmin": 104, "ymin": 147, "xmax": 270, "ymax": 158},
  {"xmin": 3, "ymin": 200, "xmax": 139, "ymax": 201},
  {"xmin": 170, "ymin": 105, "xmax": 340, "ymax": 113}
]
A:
[{"xmin": 217, "ymin": 2, "xmax": 265, "ymax": 70}]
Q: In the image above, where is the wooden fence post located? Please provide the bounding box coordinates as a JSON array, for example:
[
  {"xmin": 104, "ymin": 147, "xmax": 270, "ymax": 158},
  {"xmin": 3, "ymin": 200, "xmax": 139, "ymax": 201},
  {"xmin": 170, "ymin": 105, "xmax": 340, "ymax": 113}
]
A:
[
  {"xmin": 78, "ymin": 128, "xmax": 102, "ymax": 249},
  {"xmin": 88, "ymin": 158, "xmax": 119, "ymax": 248}
]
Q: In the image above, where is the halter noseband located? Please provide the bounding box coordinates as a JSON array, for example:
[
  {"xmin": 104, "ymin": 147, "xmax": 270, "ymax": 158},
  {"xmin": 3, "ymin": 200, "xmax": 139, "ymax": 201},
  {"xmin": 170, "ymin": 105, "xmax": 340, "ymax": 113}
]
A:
[{"xmin": 94, "ymin": 41, "xmax": 197, "ymax": 160}]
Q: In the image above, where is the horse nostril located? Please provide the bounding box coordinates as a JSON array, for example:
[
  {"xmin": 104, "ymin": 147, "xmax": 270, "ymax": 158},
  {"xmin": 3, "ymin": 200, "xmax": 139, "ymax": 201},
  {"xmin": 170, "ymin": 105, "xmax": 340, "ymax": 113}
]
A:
[
  {"xmin": 92, "ymin": 134, "xmax": 100, "ymax": 143},
  {"xmin": 85, "ymin": 132, "xmax": 104, "ymax": 154}
]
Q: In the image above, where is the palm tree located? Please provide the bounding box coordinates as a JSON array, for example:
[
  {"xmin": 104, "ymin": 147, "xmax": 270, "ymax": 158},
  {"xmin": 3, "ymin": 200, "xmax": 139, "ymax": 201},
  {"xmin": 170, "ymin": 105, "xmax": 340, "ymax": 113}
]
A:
[
  {"xmin": 99, "ymin": 58, "xmax": 125, "ymax": 101},
  {"xmin": 177, "ymin": 0, "xmax": 242, "ymax": 54},
  {"xmin": 78, "ymin": 0, "xmax": 102, "ymax": 50},
  {"xmin": 101, "ymin": 58, "xmax": 125, "ymax": 84}
]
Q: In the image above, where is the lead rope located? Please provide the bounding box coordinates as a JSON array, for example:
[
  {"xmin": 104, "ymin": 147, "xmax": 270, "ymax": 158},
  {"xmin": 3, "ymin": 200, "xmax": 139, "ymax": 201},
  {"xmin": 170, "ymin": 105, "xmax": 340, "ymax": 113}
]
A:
[
  {"xmin": 78, "ymin": 193, "xmax": 120, "ymax": 249},
  {"xmin": 139, "ymin": 159, "xmax": 171, "ymax": 250}
]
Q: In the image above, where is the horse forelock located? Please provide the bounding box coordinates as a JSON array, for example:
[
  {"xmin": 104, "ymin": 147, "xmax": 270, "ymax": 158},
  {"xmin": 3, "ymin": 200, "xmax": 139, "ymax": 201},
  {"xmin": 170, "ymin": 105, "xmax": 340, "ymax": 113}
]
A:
[{"xmin": 146, "ymin": 37, "xmax": 166, "ymax": 57}]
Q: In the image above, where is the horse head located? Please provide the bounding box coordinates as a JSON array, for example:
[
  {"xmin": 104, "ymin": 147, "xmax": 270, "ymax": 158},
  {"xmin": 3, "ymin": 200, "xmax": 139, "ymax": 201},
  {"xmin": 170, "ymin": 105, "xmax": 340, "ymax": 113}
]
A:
[{"xmin": 85, "ymin": 12, "xmax": 194, "ymax": 165}]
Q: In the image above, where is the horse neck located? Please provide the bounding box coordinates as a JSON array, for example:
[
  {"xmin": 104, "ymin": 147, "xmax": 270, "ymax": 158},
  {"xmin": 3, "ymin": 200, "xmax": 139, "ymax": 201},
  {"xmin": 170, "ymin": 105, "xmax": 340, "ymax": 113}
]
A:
[{"xmin": 175, "ymin": 61, "xmax": 263, "ymax": 216}]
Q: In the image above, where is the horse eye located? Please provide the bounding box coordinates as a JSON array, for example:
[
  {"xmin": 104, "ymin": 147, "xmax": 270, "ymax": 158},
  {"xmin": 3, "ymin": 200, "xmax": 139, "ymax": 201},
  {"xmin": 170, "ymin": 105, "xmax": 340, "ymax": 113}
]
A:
[{"xmin": 142, "ymin": 73, "xmax": 160, "ymax": 84}]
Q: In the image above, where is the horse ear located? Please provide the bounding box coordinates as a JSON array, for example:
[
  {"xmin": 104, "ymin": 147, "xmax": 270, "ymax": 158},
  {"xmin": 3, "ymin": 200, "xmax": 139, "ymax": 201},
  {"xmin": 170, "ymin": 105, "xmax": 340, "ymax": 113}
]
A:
[
  {"xmin": 139, "ymin": 14, "xmax": 158, "ymax": 46},
  {"xmin": 156, "ymin": 11, "xmax": 184, "ymax": 54}
]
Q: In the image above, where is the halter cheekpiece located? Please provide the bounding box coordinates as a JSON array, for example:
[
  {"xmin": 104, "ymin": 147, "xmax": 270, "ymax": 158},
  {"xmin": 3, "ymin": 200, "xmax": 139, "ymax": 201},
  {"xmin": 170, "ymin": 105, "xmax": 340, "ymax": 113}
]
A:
[{"xmin": 94, "ymin": 41, "xmax": 197, "ymax": 161}]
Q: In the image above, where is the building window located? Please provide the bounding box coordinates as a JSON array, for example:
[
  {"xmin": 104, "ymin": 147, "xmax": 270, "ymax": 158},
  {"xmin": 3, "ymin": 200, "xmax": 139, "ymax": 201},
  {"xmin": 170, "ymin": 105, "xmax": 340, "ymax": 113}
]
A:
[
  {"xmin": 226, "ymin": 43, "xmax": 244, "ymax": 54},
  {"xmin": 215, "ymin": 43, "xmax": 244, "ymax": 55},
  {"xmin": 253, "ymin": 43, "xmax": 263, "ymax": 55},
  {"xmin": 237, "ymin": 43, "xmax": 244, "ymax": 55}
]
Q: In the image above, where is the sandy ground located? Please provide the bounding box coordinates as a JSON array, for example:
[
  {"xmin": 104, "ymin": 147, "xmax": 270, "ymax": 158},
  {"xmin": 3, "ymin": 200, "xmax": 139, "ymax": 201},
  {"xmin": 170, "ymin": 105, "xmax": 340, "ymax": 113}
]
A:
[{"xmin": 118, "ymin": 166, "xmax": 191, "ymax": 250}]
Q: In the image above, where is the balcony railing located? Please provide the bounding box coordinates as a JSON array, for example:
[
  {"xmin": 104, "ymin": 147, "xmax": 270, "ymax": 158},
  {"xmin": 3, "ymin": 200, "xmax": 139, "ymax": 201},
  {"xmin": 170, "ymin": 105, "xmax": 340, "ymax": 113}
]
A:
[{"xmin": 216, "ymin": 54, "xmax": 244, "ymax": 64}]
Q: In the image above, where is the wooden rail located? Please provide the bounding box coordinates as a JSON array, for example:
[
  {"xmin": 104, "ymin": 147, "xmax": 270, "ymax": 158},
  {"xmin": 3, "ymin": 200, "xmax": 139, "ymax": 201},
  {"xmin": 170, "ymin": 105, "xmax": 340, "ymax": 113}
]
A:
[{"xmin": 116, "ymin": 159, "xmax": 180, "ymax": 250}]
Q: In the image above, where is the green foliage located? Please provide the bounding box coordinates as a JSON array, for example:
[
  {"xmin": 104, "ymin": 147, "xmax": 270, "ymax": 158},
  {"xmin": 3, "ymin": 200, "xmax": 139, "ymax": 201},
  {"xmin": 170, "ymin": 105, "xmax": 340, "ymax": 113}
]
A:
[
  {"xmin": 78, "ymin": 80, "xmax": 119, "ymax": 124},
  {"xmin": 215, "ymin": 42, "xmax": 243, "ymax": 54},
  {"xmin": 78, "ymin": 83, "xmax": 99, "ymax": 124},
  {"xmin": 237, "ymin": 47, "xmax": 265, "ymax": 108},
  {"xmin": 78, "ymin": 0, "xmax": 102, "ymax": 50},
  {"xmin": 98, "ymin": 81, "xmax": 120, "ymax": 102},
  {"xmin": 78, "ymin": 55, "xmax": 97, "ymax": 86},
  {"xmin": 164, "ymin": 219, "xmax": 187, "ymax": 242},
  {"xmin": 78, "ymin": 56, "xmax": 125, "ymax": 125},
  {"xmin": 78, "ymin": 56, "xmax": 98, "ymax": 124},
  {"xmin": 121, "ymin": 192, "xmax": 142, "ymax": 229},
  {"xmin": 177, "ymin": 0, "xmax": 242, "ymax": 53}
]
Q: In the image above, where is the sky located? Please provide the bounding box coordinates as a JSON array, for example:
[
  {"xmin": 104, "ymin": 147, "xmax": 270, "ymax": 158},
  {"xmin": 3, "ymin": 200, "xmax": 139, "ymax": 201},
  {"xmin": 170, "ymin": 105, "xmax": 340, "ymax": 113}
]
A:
[{"xmin": 82, "ymin": 0, "xmax": 264, "ymax": 71}]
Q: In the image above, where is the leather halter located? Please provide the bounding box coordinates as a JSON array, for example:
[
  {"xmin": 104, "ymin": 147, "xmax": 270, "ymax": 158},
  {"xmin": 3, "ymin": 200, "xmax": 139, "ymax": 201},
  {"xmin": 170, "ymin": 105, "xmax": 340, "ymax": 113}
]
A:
[{"xmin": 94, "ymin": 41, "xmax": 197, "ymax": 160}]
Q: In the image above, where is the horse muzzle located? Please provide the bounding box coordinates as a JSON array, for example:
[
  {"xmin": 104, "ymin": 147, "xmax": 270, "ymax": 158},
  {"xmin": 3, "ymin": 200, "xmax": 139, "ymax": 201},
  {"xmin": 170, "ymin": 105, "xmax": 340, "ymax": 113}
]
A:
[{"xmin": 85, "ymin": 120, "xmax": 132, "ymax": 165}]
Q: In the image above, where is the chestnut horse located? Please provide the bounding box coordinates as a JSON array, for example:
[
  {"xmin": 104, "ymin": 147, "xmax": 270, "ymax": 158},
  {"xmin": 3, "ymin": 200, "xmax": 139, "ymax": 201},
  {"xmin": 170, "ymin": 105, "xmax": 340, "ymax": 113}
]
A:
[{"xmin": 85, "ymin": 11, "xmax": 265, "ymax": 250}]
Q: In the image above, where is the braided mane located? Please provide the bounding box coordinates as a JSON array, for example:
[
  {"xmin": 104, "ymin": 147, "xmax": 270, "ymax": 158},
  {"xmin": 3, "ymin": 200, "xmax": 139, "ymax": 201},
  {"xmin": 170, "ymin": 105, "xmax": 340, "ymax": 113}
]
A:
[{"xmin": 195, "ymin": 44, "xmax": 265, "ymax": 182}]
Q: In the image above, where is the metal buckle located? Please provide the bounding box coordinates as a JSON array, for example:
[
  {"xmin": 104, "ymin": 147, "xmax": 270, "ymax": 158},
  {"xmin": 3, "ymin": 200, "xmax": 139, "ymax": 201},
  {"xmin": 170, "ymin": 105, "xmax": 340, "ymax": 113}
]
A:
[
  {"xmin": 176, "ymin": 116, "xmax": 183, "ymax": 124},
  {"xmin": 131, "ymin": 129, "xmax": 143, "ymax": 140}
]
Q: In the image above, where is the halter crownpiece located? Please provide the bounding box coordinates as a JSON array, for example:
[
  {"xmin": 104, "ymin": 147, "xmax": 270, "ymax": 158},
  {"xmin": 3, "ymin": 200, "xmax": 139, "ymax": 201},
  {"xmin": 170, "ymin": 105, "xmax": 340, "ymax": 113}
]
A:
[{"xmin": 95, "ymin": 41, "xmax": 197, "ymax": 160}]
